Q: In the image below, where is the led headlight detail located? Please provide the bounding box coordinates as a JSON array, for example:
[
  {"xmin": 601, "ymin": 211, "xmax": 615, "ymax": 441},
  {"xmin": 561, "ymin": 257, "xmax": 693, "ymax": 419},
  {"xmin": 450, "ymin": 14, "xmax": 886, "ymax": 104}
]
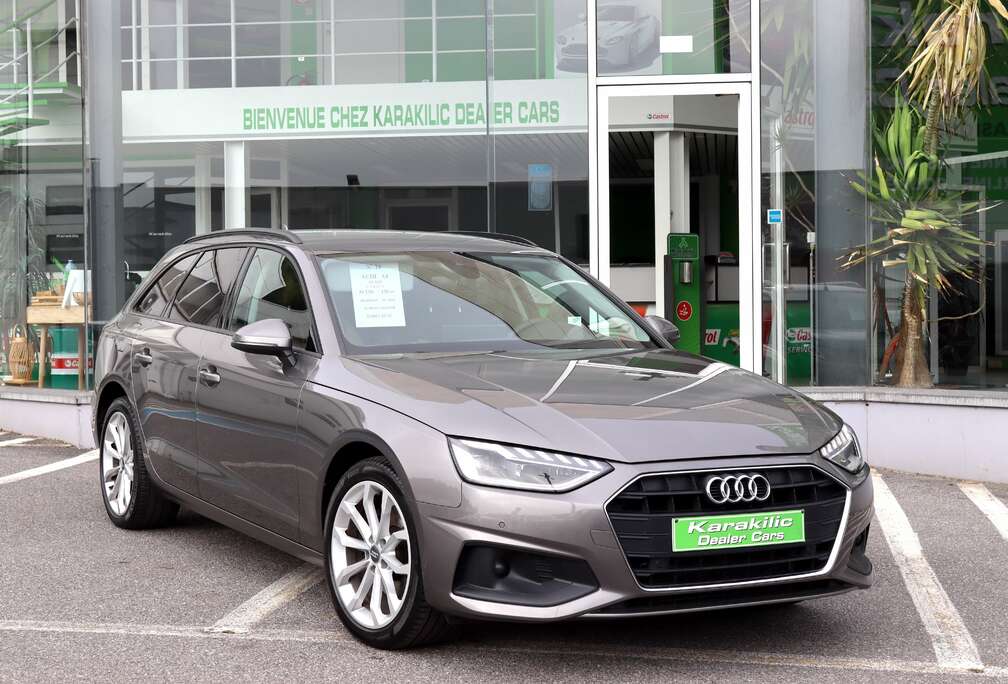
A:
[
  {"xmin": 820, "ymin": 424, "xmax": 865, "ymax": 474},
  {"xmin": 449, "ymin": 438, "xmax": 612, "ymax": 493}
]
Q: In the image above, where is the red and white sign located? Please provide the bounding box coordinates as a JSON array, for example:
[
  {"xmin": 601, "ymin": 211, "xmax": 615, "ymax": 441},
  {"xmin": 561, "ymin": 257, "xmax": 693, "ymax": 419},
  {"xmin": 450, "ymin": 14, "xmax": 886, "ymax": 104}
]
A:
[
  {"xmin": 50, "ymin": 353, "xmax": 93, "ymax": 375},
  {"xmin": 676, "ymin": 300, "xmax": 693, "ymax": 322}
]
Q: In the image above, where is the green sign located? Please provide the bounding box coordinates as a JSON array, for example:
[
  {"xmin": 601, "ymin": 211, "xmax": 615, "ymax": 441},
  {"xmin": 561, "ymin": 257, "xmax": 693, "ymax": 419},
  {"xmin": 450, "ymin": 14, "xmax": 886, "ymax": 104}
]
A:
[
  {"xmin": 667, "ymin": 233, "xmax": 699, "ymax": 260},
  {"xmin": 672, "ymin": 509, "xmax": 806, "ymax": 552},
  {"xmin": 241, "ymin": 99, "xmax": 562, "ymax": 133}
]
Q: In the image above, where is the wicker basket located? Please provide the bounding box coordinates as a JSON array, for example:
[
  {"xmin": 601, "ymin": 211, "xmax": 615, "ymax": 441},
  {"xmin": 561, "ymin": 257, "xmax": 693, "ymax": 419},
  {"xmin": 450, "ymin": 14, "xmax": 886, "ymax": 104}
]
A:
[{"xmin": 7, "ymin": 325, "xmax": 36, "ymax": 384}]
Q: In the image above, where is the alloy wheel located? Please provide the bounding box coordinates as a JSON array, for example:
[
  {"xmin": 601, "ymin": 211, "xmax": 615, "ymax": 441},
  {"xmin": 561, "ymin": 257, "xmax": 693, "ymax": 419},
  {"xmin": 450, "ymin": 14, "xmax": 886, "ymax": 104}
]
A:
[
  {"xmin": 330, "ymin": 480, "xmax": 411, "ymax": 629},
  {"xmin": 101, "ymin": 412, "xmax": 135, "ymax": 516}
]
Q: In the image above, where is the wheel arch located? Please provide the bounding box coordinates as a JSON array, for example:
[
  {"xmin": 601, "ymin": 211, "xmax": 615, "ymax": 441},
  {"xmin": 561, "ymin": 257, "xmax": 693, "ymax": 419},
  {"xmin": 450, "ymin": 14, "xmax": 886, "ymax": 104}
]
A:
[
  {"xmin": 318, "ymin": 430, "xmax": 416, "ymax": 530},
  {"xmin": 93, "ymin": 378, "xmax": 130, "ymax": 443}
]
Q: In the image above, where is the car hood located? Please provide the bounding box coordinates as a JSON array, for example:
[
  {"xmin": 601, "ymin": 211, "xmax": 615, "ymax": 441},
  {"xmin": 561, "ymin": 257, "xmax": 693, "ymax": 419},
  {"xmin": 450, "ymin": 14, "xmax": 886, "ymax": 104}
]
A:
[{"xmin": 331, "ymin": 349, "xmax": 841, "ymax": 464}]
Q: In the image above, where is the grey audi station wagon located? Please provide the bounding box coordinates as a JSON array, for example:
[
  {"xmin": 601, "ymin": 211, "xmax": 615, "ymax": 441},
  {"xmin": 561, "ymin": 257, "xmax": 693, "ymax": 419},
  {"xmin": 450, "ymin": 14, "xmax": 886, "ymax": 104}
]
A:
[{"xmin": 92, "ymin": 229, "xmax": 873, "ymax": 649}]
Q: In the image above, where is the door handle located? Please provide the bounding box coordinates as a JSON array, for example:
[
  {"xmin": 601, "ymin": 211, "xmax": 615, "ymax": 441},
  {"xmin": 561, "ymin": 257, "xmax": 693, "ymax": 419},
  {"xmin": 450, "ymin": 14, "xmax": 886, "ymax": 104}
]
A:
[
  {"xmin": 135, "ymin": 349, "xmax": 153, "ymax": 367},
  {"xmin": 198, "ymin": 367, "xmax": 221, "ymax": 387}
]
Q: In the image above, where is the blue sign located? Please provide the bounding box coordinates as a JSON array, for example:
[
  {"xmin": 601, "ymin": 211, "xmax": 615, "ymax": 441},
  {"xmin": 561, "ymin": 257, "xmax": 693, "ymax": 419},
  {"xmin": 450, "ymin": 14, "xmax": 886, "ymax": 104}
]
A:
[
  {"xmin": 528, "ymin": 164, "xmax": 553, "ymax": 211},
  {"xmin": 767, "ymin": 209, "xmax": 783, "ymax": 225}
]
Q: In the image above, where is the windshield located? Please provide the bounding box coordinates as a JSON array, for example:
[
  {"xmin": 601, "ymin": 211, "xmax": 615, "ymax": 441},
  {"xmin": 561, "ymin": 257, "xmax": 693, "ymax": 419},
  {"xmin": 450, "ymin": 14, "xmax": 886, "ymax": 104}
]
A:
[{"xmin": 320, "ymin": 251, "xmax": 657, "ymax": 354}]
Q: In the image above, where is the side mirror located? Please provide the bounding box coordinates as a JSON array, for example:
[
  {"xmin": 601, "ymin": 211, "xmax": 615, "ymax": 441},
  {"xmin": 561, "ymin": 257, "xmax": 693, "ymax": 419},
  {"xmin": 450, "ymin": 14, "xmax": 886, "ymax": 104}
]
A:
[
  {"xmin": 231, "ymin": 318, "xmax": 296, "ymax": 367},
  {"xmin": 644, "ymin": 315, "xmax": 680, "ymax": 345}
]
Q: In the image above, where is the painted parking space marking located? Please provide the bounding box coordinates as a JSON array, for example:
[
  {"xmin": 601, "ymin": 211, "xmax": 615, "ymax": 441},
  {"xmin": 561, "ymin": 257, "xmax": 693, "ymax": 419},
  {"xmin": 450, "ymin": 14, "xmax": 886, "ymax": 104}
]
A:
[
  {"xmin": 0, "ymin": 619, "xmax": 1007, "ymax": 679},
  {"xmin": 0, "ymin": 436, "xmax": 36, "ymax": 447},
  {"xmin": 958, "ymin": 482, "xmax": 1008, "ymax": 543},
  {"xmin": 207, "ymin": 562, "xmax": 325, "ymax": 634},
  {"xmin": 0, "ymin": 449, "xmax": 98, "ymax": 486},
  {"xmin": 872, "ymin": 473, "xmax": 984, "ymax": 672}
]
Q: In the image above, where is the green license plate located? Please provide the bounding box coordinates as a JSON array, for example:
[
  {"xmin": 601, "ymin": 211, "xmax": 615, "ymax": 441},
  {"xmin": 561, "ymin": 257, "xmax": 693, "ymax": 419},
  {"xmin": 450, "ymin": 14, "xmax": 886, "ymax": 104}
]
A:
[{"xmin": 672, "ymin": 510, "xmax": 806, "ymax": 552}]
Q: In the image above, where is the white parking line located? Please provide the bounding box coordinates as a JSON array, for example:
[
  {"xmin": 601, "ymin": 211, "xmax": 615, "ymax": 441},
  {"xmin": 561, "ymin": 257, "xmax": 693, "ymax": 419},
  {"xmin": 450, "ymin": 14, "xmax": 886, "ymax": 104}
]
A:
[
  {"xmin": 958, "ymin": 482, "xmax": 1008, "ymax": 542},
  {"xmin": 0, "ymin": 449, "xmax": 98, "ymax": 485},
  {"xmin": 872, "ymin": 473, "xmax": 984, "ymax": 672},
  {"xmin": 0, "ymin": 436, "xmax": 36, "ymax": 447},
  {"xmin": 207, "ymin": 563, "xmax": 325, "ymax": 634},
  {"xmin": 0, "ymin": 619, "xmax": 1007, "ymax": 678}
]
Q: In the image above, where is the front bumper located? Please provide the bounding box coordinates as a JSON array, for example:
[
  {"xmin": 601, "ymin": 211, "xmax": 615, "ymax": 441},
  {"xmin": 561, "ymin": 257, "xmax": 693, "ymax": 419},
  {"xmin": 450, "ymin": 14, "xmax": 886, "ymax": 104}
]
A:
[{"xmin": 417, "ymin": 453, "xmax": 874, "ymax": 621}]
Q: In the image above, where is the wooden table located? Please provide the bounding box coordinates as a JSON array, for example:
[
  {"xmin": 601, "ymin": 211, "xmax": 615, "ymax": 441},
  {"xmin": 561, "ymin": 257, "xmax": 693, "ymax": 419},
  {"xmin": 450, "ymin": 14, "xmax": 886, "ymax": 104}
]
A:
[{"xmin": 25, "ymin": 305, "xmax": 88, "ymax": 390}]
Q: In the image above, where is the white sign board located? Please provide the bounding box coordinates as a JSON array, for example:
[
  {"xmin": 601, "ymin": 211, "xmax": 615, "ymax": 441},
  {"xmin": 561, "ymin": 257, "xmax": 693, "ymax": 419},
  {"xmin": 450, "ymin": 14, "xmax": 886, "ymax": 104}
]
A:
[
  {"xmin": 122, "ymin": 79, "xmax": 587, "ymax": 143},
  {"xmin": 349, "ymin": 263, "xmax": 406, "ymax": 328}
]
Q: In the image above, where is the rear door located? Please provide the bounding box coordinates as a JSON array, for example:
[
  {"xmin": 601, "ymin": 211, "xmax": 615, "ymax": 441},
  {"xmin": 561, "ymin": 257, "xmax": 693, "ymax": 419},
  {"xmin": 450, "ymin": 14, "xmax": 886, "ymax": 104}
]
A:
[
  {"xmin": 128, "ymin": 251, "xmax": 203, "ymax": 495},
  {"xmin": 195, "ymin": 247, "xmax": 318, "ymax": 541}
]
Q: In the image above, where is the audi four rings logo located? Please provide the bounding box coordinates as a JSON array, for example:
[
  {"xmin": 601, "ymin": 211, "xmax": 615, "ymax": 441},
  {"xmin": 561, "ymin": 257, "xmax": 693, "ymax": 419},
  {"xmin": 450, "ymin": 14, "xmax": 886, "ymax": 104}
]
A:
[{"xmin": 704, "ymin": 473, "xmax": 771, "ymax": 504}]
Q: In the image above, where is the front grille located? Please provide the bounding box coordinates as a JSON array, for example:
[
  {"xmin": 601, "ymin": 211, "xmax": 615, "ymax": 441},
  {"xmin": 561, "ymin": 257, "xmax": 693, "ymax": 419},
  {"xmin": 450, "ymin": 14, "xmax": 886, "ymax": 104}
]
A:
[{"xmin": 606, "ymin": 466, "xmax": 847, "ymax": 589}]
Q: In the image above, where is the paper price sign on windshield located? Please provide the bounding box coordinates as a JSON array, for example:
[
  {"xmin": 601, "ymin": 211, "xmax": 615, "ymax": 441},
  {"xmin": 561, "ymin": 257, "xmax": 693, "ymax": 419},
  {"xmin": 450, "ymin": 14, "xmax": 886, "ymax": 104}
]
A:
[{"xmin": 349, "ymin": 263, "xmax": 406, "ymax": 328}]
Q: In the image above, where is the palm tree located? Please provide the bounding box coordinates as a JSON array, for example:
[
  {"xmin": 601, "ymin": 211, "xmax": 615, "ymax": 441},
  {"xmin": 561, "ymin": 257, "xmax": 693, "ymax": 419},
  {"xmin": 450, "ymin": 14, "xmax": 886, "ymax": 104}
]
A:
[
  {"xmin": 842, "ymin": 99, "xmax": 988, "ymax": 387},
  {"xmin": 902, "ymin": 0, "xmax": 1008, "ymax": 155},
  {"xmin": 843, "ymin": 0, "xmax": 1006, "ymax": 387}
]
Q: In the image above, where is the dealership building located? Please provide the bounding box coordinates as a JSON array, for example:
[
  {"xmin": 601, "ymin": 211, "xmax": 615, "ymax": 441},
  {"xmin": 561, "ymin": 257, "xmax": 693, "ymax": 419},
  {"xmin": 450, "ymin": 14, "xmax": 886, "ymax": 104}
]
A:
[{"xmin": 0, "ymin": 1, "xmax": 1006, "ymax": 480}]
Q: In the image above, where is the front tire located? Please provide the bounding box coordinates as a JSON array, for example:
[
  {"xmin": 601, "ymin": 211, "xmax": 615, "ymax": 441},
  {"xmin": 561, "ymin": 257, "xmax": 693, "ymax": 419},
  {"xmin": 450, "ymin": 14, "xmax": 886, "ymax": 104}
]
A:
[
  {"xmin": 323, "ymin": 456, "xmax": 453, "ymax": 649},
  {"xmin": 99, "ymin": 397, "xmax": 178, "ymax": 529}
]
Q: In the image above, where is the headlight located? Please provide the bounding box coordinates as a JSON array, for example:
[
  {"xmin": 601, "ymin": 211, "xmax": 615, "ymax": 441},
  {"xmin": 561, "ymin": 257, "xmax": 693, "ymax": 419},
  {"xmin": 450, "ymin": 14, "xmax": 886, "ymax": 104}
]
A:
[
  {"xmin": 820, "ymin": 424, "xmax": 865, "ymax": 474},
  {"xmin": 604, "ymin": 35, "xmax": 624, "ymax": 46},
  {"xmin": 449, "ymin": 438, "xmax": 612, "ymax": 493}
]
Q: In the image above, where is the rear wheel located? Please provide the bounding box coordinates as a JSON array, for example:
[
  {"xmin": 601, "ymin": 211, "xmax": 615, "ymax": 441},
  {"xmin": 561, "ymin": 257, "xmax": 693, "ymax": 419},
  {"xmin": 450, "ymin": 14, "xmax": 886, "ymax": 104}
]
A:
[
  {"xmin": 100, "ymin": 398, "xmax": 178, "ymax": 529},
  {"xmin": 324, "ymin": 457, "xmax": 454, "ymax": 649}
]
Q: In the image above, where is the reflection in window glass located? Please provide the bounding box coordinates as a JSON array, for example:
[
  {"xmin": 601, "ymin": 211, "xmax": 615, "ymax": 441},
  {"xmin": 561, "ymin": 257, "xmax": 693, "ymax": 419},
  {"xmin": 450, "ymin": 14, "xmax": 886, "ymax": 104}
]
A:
[
  {"xmin": 760, "ymin": 0, "xmax": 868, "ymax": 387},
  {"xmin": 491, "ymin": 1, "xmax": 589, "ymax": 263},
  {"xmin": 234, "ymin": 0, "xmax": 287, "ymax": 23},
  {"xmin": 136, "ymin": 253, "xmax": 199, "ymax": 317},
  {"xmin": 230, "ymin": 250, "xmax": 314, "ymax": 350},
  {"xmin": 148, "ymin": 0, "xmax": 176, "ymax": 25},
  {"xmin": 188, "ymin": 26, "xmax": 231, "ymax": 59},
  {"xmin": 595, "ymin": 0, "xmax": 749, "ymax": 76},
  {"xmin": 188, "ymin": 0, "xmax": 230, "ymax": 24},
  {"xmin": 187, "ymin": 59, "xmax": 231, "ymax": 88},
  {"xmin": 148, "ymin": 27, "xmax": 176, "ymax": 59},
  {"xmin": 169, "ymin": 251, "xmax": 225, "ymax": 325},
  {"xmin": 321, "ymin": 251, "xmax": 654, "ymax": 354}
]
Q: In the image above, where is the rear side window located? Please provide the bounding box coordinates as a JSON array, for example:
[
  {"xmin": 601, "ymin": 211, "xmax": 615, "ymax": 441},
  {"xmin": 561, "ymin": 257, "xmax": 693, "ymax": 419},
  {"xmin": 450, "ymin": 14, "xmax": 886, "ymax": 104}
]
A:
[
  {"xmin": 167, "ymin": 247, "xmax": 247, "ymax": 327},
  {"xmin": 229, "ymin": 248, "xmax": 315, "ymax": 351},
  {"xmin": 135, "ymin": 253, "xmax": 199, "ymax": 316}
]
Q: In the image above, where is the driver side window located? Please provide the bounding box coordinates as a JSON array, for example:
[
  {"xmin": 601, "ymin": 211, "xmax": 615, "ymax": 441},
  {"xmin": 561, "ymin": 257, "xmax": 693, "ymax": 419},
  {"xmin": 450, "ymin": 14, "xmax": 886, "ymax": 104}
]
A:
[{"xmin": 229, "ymin": 249, "xmax": 316, "ymax": 351}]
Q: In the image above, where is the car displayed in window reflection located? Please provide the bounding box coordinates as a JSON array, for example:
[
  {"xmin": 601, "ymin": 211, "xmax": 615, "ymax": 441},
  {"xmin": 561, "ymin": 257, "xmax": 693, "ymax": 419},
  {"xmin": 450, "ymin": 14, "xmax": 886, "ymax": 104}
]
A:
[
  {"xmin": 92, "ymin": 229, "xmax": 873, "ymax": 650},
  {"xmin": 557, "ymin": 2, "xmax": 660, "ymax": 71}
]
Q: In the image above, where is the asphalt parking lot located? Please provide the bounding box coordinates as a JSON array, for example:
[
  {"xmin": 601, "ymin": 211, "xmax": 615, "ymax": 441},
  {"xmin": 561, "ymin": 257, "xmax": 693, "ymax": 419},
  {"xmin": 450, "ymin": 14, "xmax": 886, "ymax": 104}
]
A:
[{"xmin": 1, "ymin": 433, "xmax": 1007, "ymax": 683}]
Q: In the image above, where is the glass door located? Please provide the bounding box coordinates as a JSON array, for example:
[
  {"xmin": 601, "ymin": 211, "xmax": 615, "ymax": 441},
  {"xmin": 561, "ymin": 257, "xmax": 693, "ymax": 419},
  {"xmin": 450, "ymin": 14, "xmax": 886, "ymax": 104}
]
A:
[{"xmin": 596, "ymin": 83, "xmax": 757, "ymax": 371}]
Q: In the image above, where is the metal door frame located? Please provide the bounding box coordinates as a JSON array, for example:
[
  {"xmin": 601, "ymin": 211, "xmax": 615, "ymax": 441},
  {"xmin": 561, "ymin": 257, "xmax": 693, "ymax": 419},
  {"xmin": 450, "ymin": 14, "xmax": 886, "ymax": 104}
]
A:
[{"xmin": 594, "ymin": 82, "xmax": 759, "ymax": 373}]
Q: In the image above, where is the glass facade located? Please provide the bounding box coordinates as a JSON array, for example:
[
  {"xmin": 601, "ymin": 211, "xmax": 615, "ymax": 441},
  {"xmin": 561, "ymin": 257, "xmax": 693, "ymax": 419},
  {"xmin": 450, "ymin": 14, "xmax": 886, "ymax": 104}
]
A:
[
  {"xmin": 0, "ymin": 0, "xmax": 1004, "ymax": 395},
  {"xmin": 761, "ymin": 1, "xmax": 1008, "ymax": 390}
]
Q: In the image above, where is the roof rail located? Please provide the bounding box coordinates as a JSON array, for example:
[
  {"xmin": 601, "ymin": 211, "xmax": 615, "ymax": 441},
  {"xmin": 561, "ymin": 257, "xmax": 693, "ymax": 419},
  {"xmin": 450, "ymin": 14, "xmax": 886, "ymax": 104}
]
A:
[
  {"xmin": 450, "ymin": 231, "xmax": 538, "ymax": 248},
  {"xmin": 183, "ymin": 229, "xmax": 303, "ymax": 245}
]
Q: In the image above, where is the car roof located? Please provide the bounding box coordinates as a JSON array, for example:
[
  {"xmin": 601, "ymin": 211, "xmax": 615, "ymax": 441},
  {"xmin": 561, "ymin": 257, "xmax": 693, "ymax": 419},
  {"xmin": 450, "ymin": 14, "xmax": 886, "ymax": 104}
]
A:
[{"xmin": 184, "ymin": 229, "xmax": 550, "ymax": 255}]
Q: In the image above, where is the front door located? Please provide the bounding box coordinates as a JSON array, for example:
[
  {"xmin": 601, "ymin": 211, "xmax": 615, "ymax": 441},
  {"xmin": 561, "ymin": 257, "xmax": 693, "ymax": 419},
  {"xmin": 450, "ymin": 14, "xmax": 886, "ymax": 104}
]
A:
[
  {"xmin": 196, "ymin": 247, "xmax": 318, "ymax": 542},
  {"xmin": 596, "ymin": 83, "xmax": 756, "ymax": 372}
]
